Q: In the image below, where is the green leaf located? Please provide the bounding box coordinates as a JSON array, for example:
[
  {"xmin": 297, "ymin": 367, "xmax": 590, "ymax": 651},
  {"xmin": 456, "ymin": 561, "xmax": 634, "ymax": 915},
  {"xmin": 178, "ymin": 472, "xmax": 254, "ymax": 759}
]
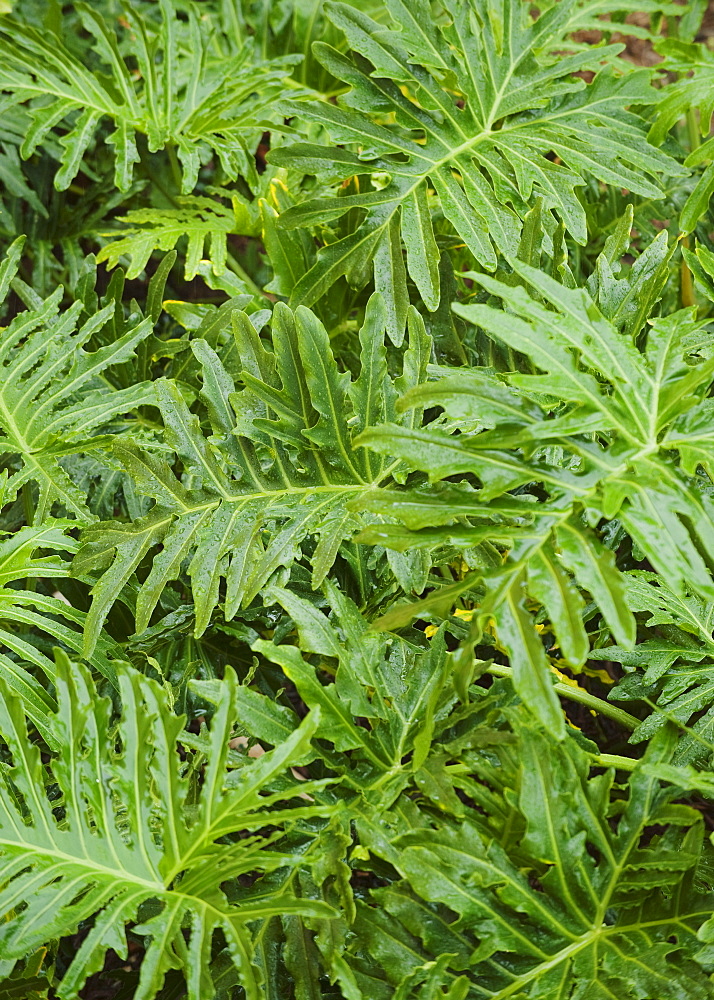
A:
[
  {"xmin": 98, "ymin": 194, "xmax": 260, "ymax": 280},
  {"xmin": 0, "ymin": 653, "xmax": 333, "ymax": 1000},
  {"xmin": 0, "ymin": 241, "xmax": 155, "ymax": 523},
  {"xmin": 649, "ymin": 38, "xmax": 714, "ymax": 150},
  {"xmin": 0, "ymin": 521, "xmax": 126, "ymax": 746},
  {"xmin": 358, "ymin": 247, "xmax": 714, "ymax": 707},
  {"xmin": 681, "ymin": 161, "xmax": 714, "ymax": 233},
  {"xmin": 74, "ymin": 295, "xmax": 431, "ymax": 652},
  {"xmin": 528, "ymin": 541, "xmax": 588, "ymax": 666},
  {"xmin": 556, "ymin": 518, "xmax": 635, "ymax": 648},
  {"xmin": 270, "ymin": 0, "xmax": 680, "ymax": 324},
  {"xmin": 0, "ymin": 2, "xmax": 298, "ymax": 192},
  {"xmin": 254, "ymin": 581, "xmax": 454, "ymax": 794},
  {"xmin": 351, "ymin": 725, "xmax": 714, "ymax": 999},
  {"xmin": 492, "ymin": 571, "xmax": 566, "ymax": 737}
]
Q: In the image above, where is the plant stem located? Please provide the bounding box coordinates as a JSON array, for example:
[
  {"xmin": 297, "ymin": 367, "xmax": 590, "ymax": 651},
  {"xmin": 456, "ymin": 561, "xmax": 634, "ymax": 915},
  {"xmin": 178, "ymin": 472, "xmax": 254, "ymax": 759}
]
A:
[
  {"xmin": 682, "ymin": 235, "xmax": 696, "ymax": 308},
  {"xmin": 486, "ymin": 663, "xmax": 640, "ymax": 731},
  {"xmin": 166, "ymin": 142, "xmax": 183, "ymax": 193},
  {"xmin": 138, "ymin": 149, "xmax": 180, "ymax": 207},
  {"xmin": 224, "ymin": 248, "xmax": 264, "ymax": 299},
  {"xmin": 591, "ymin": 753, "xmax": 637, "ymax": 771},
  {"xmin": 687, "ymin": 108, "xmax": 701, "ymax": 154},
  {"xmin": 22, "ymin": 483, "xmax": 37, "ymax": 592},
  {"xmin": 22, "ymin": 482, "xmax": 34, "ymax": 526}
]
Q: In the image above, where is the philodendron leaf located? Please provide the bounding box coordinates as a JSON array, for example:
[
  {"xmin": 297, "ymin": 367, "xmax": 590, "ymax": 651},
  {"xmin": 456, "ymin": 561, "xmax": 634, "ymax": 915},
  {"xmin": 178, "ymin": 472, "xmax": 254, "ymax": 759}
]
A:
[
  {"xmin": 4, "ymin": 4, "xmax": 714, "ymax": 997},
  {"xmin": 254, "ymin": 581, "xmax": 455, "ymax": 792},
  {"xmin": 73, "ymin": 295, "xmax": 432, "ymax": 653},
  {"xmin": 357, "ymin": 251, "xmax": 714, "ymax": 734},
  {"xmin": 0, "ymin": 521, "xmax": 125, "ymax": 746},
  {"xmin": 0, "ymin": 653, "xmax": 334, "ymax": 1000},
  {"xmin": 0, "ymin": 239, "xmax": 155, "ymax": 523},
  {"xmin": 0, "ymin": 1, "xmax": 297, "ymax": 193},
  {"xmin": 270, "ymin": 0, "xmax": 681, "ymax": 337},
  {"xmin": 349, "ymin": 724, "xmax": 714, "ymax": 999}
]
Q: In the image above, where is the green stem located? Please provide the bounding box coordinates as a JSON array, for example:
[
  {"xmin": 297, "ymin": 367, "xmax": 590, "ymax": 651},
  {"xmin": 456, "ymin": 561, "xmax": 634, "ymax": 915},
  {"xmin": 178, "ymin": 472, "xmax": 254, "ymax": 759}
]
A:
[
  {"xmin": 687, "ymin": 108, "xmax": 701, "ymax": 155},
  {"xmin": 328, "ymin": 319, "xmax": 360, "ymax": 340},
  {"xmin": 22, "ymin": 483, "xmax": 37, "ymax": 593},
  {"xmin": 138, "ymin": 151, "xmax": 180, "ymax": 207},
  {"xmin": 681, "ymin": 235, "xmax": 696, "ymax": 308},
  {"xmin": 22, "ymin": 481, "xmax": 35, "ymax": 526},
  {"xmin": 224, "ymin": 248, "xmax": 264, "ymax": 299},
  {"xmin": 166, "ymin": 142, "xmax": 183, "ymax": 193},
  {"xmin": 591, "ymin": 753, "xmax": 637, "ymax": 771},
  {"xmin": 486, "ymin": 664, "xmax": 640, "ymax": 731},
  {"xmin": 451, "ymin": 331, "xmax": 469, "ymax": 367}
]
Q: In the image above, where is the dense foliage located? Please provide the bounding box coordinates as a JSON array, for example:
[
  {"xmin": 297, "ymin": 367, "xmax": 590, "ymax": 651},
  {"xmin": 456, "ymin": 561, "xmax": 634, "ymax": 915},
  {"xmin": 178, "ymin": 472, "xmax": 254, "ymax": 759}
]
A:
[{"xmin": 3, "ymin": 0, "xmax": 714, "ymax": 997}]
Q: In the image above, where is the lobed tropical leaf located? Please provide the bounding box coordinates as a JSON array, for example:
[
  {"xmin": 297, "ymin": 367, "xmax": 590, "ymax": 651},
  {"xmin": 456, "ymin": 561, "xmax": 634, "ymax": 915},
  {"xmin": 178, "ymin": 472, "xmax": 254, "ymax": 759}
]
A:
[
  {"xmin": 255, "ymin": 580, "xmax": 455, "ymax": 797},
  {"xmin": 348, "ymin": 724, "xmax": 714, "ymax": 999},
  {"xmin": 0, "ymin": 0, "xmax": 298, "ymax": 193},
  {"xmin": 0, "ymin": 519, "xmax": 135, "ymax": 749},
  {"xmin": 97, "ymin": 193, "xmax": 261, "ymax": 281},
  {"xmin": 2, "ymin": 3, "xmax": 714, "ymax": 995},
  {"xmin": 73, "ymin": 294, "xmax": 431, "ymax": 653},
  {"xmin": 270, "ymin": 0, "xmax": 681, "ymax": 341},
  {"xmin": 0, "ymin": 654, "xmax": 334, "ymax": 1000},
  {"xmin": 358, "ymin": 243, "xmax": 714, "ymax": 728},
  {"xmin": 0, "ymin": 239, "xmax": 155, "ymax": 523}
]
